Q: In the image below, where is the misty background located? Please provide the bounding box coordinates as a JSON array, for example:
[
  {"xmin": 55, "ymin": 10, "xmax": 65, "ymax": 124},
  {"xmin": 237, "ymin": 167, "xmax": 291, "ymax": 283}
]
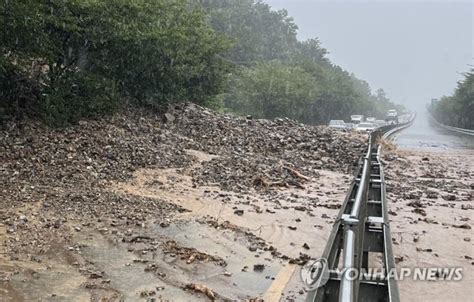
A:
[{"xmin": 267, "ymin": 0, "xmax": 473, "ymax": 112}]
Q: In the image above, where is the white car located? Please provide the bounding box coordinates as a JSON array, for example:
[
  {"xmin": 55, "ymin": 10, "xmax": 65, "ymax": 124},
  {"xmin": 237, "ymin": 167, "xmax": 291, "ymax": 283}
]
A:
[
  {"xmin": 351, "ymin": 115, "xmax": 364, "ymax": 124},
  {"xmin": 374, "ymin": 120, "xmax": 387, "ymax": 128},
  {"xmin": 328, "ymin": 120, "xmax": 347, "ymax": 130},
  {"xmin": 386, "ymin": 109, "xmax": 399, "ymax": 123},
  {"xmin": 387, "ymin": 109, "xmax": 398, "ymax": 117},
  {"xmin": 366, "ymin": 117, "xmax": 376, "ymax": 123},
  {"xmin": 345, "ymin": 122, "xmax": 355, "ymax": 130},
  {"xmin": 355, "ymin": 122, "xmax": 376, "ymax": 132}
]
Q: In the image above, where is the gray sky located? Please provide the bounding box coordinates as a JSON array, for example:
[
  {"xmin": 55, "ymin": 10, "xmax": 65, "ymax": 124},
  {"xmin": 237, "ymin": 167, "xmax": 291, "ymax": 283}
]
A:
[{"xmin": 266, "ymin": 0, "xmax": 473, "ymax": 110}]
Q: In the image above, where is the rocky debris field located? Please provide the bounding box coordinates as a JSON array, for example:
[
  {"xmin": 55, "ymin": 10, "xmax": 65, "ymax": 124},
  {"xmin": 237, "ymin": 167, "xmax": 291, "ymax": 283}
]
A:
[
  {"xmin": 383, "ymin": 148, "xmax": 473, "ymax": 302},
  {"xmin": 0, "ymin": 104, "xmax": 366, "ymax": 301},
  {"xmin": 165, "ymin": 104, "xmax": 365, "ymax": 192}
]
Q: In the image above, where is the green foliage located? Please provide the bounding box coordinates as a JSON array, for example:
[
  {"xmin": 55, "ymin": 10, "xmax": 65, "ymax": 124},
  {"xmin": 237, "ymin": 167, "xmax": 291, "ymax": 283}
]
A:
[
  {"xmin": 87, "ymin": 0, "xmax": 232, "ymax": 104},
  {"xmin": 226, "ymin": 62, "xmax": 316, "ymax": 121},
  {"xmin": 200, "ymin": 0, "xmax": 298, "ymax": 63},
  {"xmin": 430, "ymin": 69, "xmax": 474, "ymax": 129},
  {"xmin": 41, "ymin": 72, "xmax": 118, "ymax": 126},
  {"xmin": 203, "ymin": 0, "xmax": 404, "ymax": 124},
  {"xmin": 1, "ymin": 0, "xmax": 404, "ymax": 126},
  {"xmin": 1, "ymin": 0, "xmax": 231, "ymax": 125}
]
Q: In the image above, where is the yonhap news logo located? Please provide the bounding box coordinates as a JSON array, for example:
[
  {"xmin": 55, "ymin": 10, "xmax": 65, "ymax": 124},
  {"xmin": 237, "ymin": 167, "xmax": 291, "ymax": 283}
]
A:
[
  {"xmin": 300, "ymin": 258, "xmax": 330, "ymax": 290},
  {"xmin": 300, "ymin": 257, "xmax": 463, "ymax": 291}
]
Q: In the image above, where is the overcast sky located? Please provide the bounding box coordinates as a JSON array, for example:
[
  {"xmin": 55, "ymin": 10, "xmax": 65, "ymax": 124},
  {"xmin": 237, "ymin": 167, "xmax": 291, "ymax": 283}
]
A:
[{"xmin": 266, "ymin": 0, "xmax": 473, "ymax": 110}]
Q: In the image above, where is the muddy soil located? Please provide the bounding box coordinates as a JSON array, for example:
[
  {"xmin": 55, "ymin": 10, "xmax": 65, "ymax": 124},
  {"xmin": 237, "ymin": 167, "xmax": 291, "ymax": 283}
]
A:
[
  {"xmin": 4, "ymin": 103, "xmax": 468, "ymax": 301},
  {"xmin": 0, "ymin": 105, "xmax": 363, "ymax": 301},
  {"xmin": 383, "ymin": 147, "xmax": 473, "ymax": 302}
]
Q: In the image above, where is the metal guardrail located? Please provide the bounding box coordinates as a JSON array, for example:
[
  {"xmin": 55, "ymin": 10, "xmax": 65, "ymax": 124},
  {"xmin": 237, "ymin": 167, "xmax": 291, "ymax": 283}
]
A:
[
  {"xmin": 306, "ymin": 118, "xmax": 414, "ymax": 302},
  {"xmin": 382, "ymin": 114, "xmax": 416, "ymax": 140},
  {"xmin": 428, "ymin": 114, "xmax": 474, "ymax": 136}
]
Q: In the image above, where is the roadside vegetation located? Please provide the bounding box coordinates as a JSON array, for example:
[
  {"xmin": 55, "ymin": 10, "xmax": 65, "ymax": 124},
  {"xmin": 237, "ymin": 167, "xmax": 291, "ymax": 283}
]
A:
[
  {"xmin": 429, "ymin": 69, "xmax": 473, "ymax": 130},
  {"xmin": 1, "ymin": 0, "xmax": 402, "ymax": 126}
]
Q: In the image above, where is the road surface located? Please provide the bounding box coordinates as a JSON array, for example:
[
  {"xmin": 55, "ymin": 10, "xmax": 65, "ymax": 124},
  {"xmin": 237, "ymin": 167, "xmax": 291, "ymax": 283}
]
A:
[{"xmin": 394, "ymin": 111, "xmax": 474, "ymax": 150}]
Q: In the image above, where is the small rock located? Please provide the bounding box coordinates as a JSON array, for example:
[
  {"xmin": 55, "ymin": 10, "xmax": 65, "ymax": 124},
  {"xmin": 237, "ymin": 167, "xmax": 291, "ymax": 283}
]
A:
[
  {"xmin": 294, "ymin": 206, "xmax": 306, "ymax": 211},
  {"xmin": 452, "ymin": 223, "xmax": 471, "ymax": 229},
  {"xmin": 164, "ymin": 113, "xmax": 175, "ymax": 123},
  {"xmin": 443, "ymin": 194, "xmax": 456, "ymax": 201},
  {"xmin": 159, "ymin": 222, "xmax": 170, "ymax": 228}
]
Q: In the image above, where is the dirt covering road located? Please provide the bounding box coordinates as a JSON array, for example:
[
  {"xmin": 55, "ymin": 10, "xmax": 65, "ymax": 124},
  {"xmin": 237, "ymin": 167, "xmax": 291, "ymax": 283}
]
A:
[
  {"xmin": 1, "ymin": 104, "xmax": 366, "ymax": 301},
  {"xmin": 383, "ymin": 147, "xmax": 473, "ymax": 302},
  {"xmin": 1, "ymin": 104, "xmax": 471, "ymax": 301}
]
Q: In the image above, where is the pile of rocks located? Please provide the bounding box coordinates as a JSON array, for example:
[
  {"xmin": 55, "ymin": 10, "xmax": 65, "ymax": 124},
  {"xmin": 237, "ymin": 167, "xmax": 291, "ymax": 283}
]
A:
[
  {"xmin": 1, "ymin": 103, "xmax": 365, "ymax": 255},
  {"xmin": 1, "ymin": 109, "xmax": 190, "ymax": 255},
  {"xmin": 166, "ymin": 103, "xmax": 365, "ymax": 191}
]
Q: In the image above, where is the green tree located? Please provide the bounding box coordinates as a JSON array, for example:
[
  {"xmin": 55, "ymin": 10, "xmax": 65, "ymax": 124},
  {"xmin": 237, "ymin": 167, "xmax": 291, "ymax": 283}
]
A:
[
  {"xmin": 226, "ymin": 62, "xmax": 316, "ymax": 121},
  {"xmin": 201, "ymin": 0, "xmax": 404, "ymax": 124},
  {"xmin": 1, "ymin": 0, "xmax": 231, "ymax": 125},
  {"xmin": 200, "ymin": 0, "xmax": 298, "ymax": 64},
  {"xmin": 430, "ymin": 69, "xmax": 473, "ymax": 129}
]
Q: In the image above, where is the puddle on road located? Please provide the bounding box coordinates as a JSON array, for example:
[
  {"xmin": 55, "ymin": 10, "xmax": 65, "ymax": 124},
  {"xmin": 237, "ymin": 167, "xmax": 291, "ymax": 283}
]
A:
[
  {"xmin": 70, "ymin": 218, "xmax": 283, "ymax": 301},
  {"xmin": 108, "ymin": 148, "xmax": 352, "ymax": 300},
  {"xmin": 153, "ymin": 220, "xmax": 284, "ymax": 299},
  {"xmin": 78, "ymin": 233, "xmax": 207, "ymax": 301},
  {"xmin": 113, "ymin": 163, "xmax": 347, "ymax": 260}
]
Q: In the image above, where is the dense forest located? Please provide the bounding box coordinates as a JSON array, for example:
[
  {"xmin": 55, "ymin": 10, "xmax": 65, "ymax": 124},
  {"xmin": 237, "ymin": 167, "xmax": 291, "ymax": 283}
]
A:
[
  {"xmin": 1, "ymin": 0, "xmax": 402, "ymax": 126},
  {"xmin": 429, "ymin": 69, "xmax": 473, "ymax": 130}
]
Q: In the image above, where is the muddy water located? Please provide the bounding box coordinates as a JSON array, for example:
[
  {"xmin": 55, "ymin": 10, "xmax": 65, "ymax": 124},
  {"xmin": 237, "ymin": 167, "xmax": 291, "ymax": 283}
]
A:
[
  {"xmin": 110, "ymin": 149, "xmax": 352, "ymax": 300},
  {"xmin": 153, "ymin": 220, "xmax": 283, "ymax": 299},
  {"xmin": 0, "ymin": 148, "xmax": 355, "ymax": 301},
  {"xmin": 77, "ymin": 233, "xmax": 207, "ymax": 301},
  {"xmin": 114, "ymin": 165, "xmax": 348, "ymax": 258},
  {"xmin": 0, "ymin": 145, "xmax": 359, "ymax": 301}
]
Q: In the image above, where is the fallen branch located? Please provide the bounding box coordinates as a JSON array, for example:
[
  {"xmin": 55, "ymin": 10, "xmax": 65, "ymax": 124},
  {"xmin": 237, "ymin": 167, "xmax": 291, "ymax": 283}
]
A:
[
  {"xmin": 284, "ymin": 166, "xmax": 310, "ymax": 181},
  {"xmin": 185, "ymin": 283, "xmax": 216, "ymax": 300}
]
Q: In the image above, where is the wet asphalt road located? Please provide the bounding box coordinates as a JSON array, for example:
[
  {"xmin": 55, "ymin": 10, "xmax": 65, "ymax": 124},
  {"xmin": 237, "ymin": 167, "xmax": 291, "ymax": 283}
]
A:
[{"xmin": 394, "ymin": 111, "xmax": 474, "ymax": 151}]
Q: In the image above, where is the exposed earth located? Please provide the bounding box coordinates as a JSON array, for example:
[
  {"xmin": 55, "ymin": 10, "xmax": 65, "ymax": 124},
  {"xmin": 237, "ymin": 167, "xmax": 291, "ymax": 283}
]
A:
[
  {"xmin": 1, "ymin": 104, "xmax": 366, "ymax": 301},
  {"xmin": 386, "ymin": 117, "xmax": 474, "ymax": 302},
  {"xmin": 0, "ymin": 105, "xmax": 472, "ymax": 301}
]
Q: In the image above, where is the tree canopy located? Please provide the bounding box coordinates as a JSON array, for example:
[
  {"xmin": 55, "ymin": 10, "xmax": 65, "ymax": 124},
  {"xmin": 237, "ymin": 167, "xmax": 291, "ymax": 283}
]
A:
[
  {"xmin": 202, "ymin": 0, "xmax": 403, "ymax": 124},
  {"xmin": 429, "ymin": 69, "xmax": 474, "ymax": 130},
  {"xmin": 1, "ymin": 0, "xmax": 230, "ymax": 125},
  {"xmin": 1, "ymin": 0, "xmax": 403, "ymax": 126}
]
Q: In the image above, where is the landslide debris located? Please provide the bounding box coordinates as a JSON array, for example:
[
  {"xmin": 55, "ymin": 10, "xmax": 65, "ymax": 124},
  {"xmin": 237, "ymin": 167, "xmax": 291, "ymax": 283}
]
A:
[
  {"xmin": 165, "ymin": 103, "xmax": 365, "ymax": 192},
  {"xmin": 1, "ymin": 103, "xmax": 365, "ymax": 300},
  {"xmin": 1, "ymin": 104, "xmax": 364, "ymax": 254}
]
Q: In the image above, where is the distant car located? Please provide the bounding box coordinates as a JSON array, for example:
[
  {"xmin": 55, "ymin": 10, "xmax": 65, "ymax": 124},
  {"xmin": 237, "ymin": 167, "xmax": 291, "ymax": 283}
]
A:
[
  {"xmin": 351, "ymin": 115, "xmax": 364, "ymax": 125},
  {"xmin": 385, "ymin": 109, "xmax": 399, "ymax": 123},
  {"xmin": 374, "ymin": 120, "xmax": 387, "ymax": 128},
  {"xmin": 387, "ymin": 109, "xmax": 398, "ymax": 116},
  {"xmin": 328, "ymin": 120, "xmax": 347, "ymax": 130},
  {"xmin": 366, "ymin": 117, "xmax": 376, "ymax": 123},
  {"xmin": 355, "ymin": 122, "xmax": 376, "ymax": 132},
  {"xmin": 344, "ymin": 122, "xmax": 355, "ymax": 130}
]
